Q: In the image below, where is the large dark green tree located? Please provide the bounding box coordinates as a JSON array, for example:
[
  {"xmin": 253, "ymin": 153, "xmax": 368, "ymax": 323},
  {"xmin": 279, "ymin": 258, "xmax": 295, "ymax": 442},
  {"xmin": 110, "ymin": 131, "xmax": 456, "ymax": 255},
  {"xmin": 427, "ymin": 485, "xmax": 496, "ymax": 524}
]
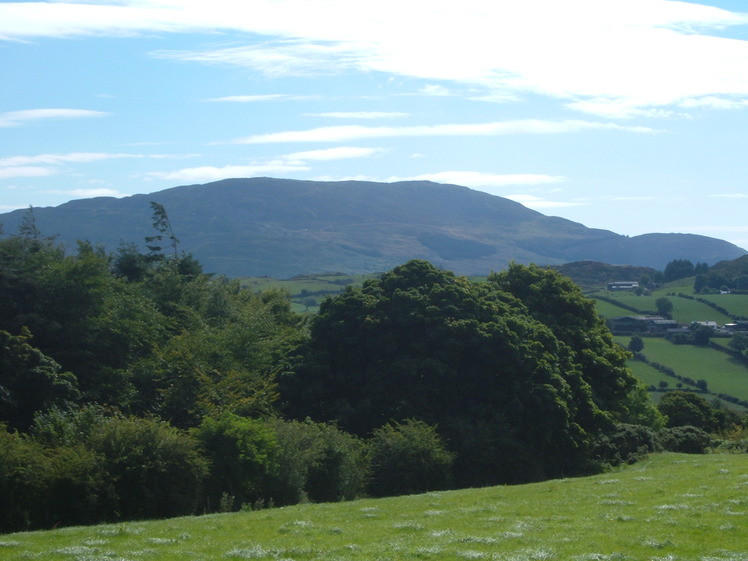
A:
[
  {"xmin": 488, "ymin": 263, "xmax": 662, "ymax": 428},
  {"xmin": 283, "ymin": 260, "xmax": 651, "ymax": 486}
]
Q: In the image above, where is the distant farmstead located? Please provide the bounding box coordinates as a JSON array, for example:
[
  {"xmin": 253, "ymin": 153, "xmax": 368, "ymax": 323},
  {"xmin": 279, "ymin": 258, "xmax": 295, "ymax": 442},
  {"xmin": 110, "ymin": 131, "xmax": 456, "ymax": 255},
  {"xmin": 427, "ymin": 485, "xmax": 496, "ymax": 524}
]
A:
[{"xmin": 607, "ymin": 281, "xmax": 639, "ymax": 291}]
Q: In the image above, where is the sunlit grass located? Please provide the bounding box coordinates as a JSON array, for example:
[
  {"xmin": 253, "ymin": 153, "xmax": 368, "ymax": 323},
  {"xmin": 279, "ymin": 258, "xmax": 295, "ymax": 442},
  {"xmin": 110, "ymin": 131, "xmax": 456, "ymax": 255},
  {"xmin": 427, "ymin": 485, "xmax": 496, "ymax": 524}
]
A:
[{"xmin": 4, "ymin": 454, "xmax": 747, "ymax": 561}]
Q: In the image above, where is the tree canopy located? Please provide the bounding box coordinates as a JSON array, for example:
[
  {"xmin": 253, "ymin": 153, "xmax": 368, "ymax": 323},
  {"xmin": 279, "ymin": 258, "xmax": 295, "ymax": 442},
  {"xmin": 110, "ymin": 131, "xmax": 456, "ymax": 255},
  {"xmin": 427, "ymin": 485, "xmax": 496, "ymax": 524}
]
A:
[{"xmin": 283, "ymin": 260, "xmax": 661, "ymax": 486}]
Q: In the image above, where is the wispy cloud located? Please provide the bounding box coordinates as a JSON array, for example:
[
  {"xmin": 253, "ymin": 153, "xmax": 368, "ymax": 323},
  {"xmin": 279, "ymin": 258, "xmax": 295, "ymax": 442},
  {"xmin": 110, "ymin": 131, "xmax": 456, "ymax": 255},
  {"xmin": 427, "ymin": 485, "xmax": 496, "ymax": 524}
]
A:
[
  {"xmin": 46, "ymin": 187, "xmax": 128, "ymax": 199},
  {"xmin": 503, "ymin": 194, "xmax": 586, "ymax": 210},
  {"xmin": 0, "ymin": 166, "xmax": 57, "ymax": 179},
  {"xmin": 234, "ymin": 119, "xmax": 655, "ymax": 144},
  {"xmin": 306, "ymin": 112, "xmax": 408, "ymax": 119},
  {"xmin": 205, "ymin": 94, "xmax": 319, "ymax": 103},
  {"xmin": 388, "ymin": 171, "xmax": 566, "ymax": 189},
  {"xmin": 0, "ymin": 152, "xmax": 194, "ymax": 179},
  {"xmin": 146, "ymin": 146, "xmax": 384, "ymax": 183},
  {"xmin": 4, "ymin": 1, "xmax": 748, "ymax": 118},
  {"xmin": 0, "ymin": 109, "xmax": 109, "ymax": 128}
]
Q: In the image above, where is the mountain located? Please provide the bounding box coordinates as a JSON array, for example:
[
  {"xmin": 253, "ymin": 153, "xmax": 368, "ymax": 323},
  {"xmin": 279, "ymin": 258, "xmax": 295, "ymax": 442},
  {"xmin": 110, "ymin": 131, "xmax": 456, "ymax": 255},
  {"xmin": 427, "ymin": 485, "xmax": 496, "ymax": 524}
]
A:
[{"xmin": 1, "ymin": 177, "xmax": 744, "ymax": 278}]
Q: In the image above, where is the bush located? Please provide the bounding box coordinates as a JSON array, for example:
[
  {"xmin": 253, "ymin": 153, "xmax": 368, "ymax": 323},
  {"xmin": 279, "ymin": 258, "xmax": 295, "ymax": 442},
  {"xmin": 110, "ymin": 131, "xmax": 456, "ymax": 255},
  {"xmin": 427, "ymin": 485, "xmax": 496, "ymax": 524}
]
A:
[
  {"xmin": 90, "ymin": 415, "xmax": 208, "ymax": 520},
  {"xmin": 0, "ymin": 425, "xmax": 104, "ymax": 532},
  {"xmin": 657, "ymin": 426, "xmax": 713, "ymax": 454},
  {"xmin": 594, "ymin": 423, "xmax": 659, "ymax": 466},
  {"xmin": 265, "ymin": 419, "xmax": 367, "ymax": 505},
  {"xmin": 193, "ymin": 413, "xmax": 277, "ymax": 512},
  {"xmin": 367, "ymin": 419, "xmax": 453, "ymax": 497}
]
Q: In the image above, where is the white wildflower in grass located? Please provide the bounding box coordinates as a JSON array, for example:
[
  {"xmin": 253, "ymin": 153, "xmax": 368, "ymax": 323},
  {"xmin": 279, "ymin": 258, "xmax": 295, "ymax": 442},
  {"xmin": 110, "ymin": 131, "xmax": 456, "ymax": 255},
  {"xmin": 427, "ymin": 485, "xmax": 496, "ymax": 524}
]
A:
[
  {"xmin": 642, "ymin": 538, "xmax": 673, "ymax": 549},
  {"xmin": 601, "ymin": 499, "xmax": 634, "ymax": 506},
  {"xmin": 392, "ymin": 521, "xmax": 424, "ymax": 531},
  {"xmin": 655, "ymin": 504, "xmax": 690, "ymax": 511},
  {"xmin": 430, "ymin": 529, "xmax": 455, "ymax": 538},
  {"xmin": 53, "ymin": 545, "xmax": 97, "ymax": 555},
  {"xmin": 456, "ymin": 549, "xmax": 485, "ymax": 559},
  {"xmin": 597, "ymin": 479, "xmax": 620, "ymax": 485},
  {"xmin": 455, "ymin": 536, "xmax": 500, "ymax": 545},
  {"xmin": 575, "ymin": 554, "xmax": 629, "ymax": 561},
  {"xmin": 424, "ymin": 509, "xmax": 444, "ymax": 516},
  {"xmin": 0, "ymin": 541, "xmax": 21, "ymax": 547},
  {"xmin": 500, "ymin": 530, "xmax": 524, "ymax": 539},
  {"xmin": 416, "ymin": 546, "xmax": 443, "ymax": 555},
  {"xmin": 146, "ymin": 538, "xmax": 177, "ymax": 545},
  {"xmin": 225, "ymin": 545, "xmax": 272, "ymax": 559}
]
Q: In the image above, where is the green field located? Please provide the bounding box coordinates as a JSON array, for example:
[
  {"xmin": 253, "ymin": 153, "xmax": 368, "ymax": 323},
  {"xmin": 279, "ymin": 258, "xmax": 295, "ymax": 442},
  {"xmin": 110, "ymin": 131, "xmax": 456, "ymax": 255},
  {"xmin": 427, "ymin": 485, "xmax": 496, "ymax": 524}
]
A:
[
  {"xmin": 592, "ymin": 291, "xmax": 734, "ymax": 324},
  {"xmin": 614, "ymin": 335, "xmax": 748, "ymax": 412},
  {"xmin": 3, "ymin": 453, "xmax": 746, "ymax": 561},
  {"xmin": 241, "ymin": 273, "xmax": 374, "ymax": 312}
]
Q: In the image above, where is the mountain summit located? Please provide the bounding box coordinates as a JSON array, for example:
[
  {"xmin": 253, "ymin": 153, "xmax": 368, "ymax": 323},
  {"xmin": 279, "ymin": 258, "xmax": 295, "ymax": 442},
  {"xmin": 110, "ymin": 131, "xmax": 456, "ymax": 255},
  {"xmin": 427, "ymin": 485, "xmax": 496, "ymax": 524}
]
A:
[{"xmin": 1, "ymin": 178, "xmax": 744, "ymax": 277}]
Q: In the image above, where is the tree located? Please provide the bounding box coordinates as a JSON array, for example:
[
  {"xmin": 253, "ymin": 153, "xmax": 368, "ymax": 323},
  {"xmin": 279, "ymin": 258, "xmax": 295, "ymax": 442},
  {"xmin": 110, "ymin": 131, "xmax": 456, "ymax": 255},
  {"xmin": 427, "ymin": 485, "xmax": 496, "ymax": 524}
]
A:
[
  {"xmin": 628, "ymin": 336, "xmax": 644, "ymax": 353},
  {"xmin": 193, "ymin": 413, "xmax": 277, "ymax": 511},
  {"xmin": 284, "ymin": 260, "xmax": 653, "ymax": 486},
  {"xmin": 663, "ymin": 259, "xmax": 695, "ymax": 282},
  {"xmin": 655, "ymin": 297, "xmax": 673, "ymax": 318},
  {"xmin": 0, "ymin": 329, "xmax": 79, "ymax": 431},
  {"xmin": 658, "ymin": 391, "xmax": 717, "ymax": 432},
  {"xmin": 690, "ymin": 323, "xmax": 714, "ymax": 346},
  {"xmin": 145, "ymin": 201, "xmax": 179, "ymax": 261},
  {"xmin": 488, "ymin": 263, "xmax": 658, "ymax": 427},
  {"xmin": 367, "ymin": 419, "xmax": 453, "ymax": 497}
]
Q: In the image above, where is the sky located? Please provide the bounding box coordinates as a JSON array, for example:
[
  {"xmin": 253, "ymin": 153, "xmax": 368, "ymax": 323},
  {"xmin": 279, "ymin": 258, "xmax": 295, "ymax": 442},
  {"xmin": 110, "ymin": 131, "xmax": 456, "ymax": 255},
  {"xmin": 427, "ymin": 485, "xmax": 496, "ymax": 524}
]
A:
[{"xmin": 2, "ymin": 0, "xmax": 748, "ymax": 249}]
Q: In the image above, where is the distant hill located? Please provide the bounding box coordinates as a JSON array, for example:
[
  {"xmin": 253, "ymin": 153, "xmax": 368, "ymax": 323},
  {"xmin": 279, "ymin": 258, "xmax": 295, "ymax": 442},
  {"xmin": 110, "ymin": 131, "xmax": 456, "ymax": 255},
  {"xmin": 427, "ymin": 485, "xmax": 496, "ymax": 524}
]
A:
[{"xmin": 1, "ymin": 177, "xmax": 744, "ymax": 278}]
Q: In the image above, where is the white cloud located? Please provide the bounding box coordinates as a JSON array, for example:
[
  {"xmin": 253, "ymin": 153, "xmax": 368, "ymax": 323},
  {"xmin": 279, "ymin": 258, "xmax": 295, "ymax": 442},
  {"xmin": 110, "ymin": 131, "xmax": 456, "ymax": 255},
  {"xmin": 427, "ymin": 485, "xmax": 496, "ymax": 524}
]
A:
[
  {"xmin": 205, "ymin": 94, "xmax": 318, "ymax": 102},
  {"xmin": 503, "ymin": 194, "xmax": 586, "ymax": 210},
  {"xmin": 235, "ymin": 119, "xmax": 655, "ymax": 144},
  {"xmin": 146, "ymin": 145, "xmax": 383, "ymax": 182},
  {"xmin": 48, "ymin": 188, "xmax": 128, "ymax": 198},
  {"xmin": 419, "ymin": 85, "xmax": 453, "ymax": 97},
  {"xmin": 0, "ymin": 152, "xmax": 194, "ymax": 180},
  {"xmin": 0, "ymin": 166, "xmax": 56, "ymax": 179},
  {"xmin": 0, "ymin": 152, "xmax": 139, "ymax": 166},
  {"xmin": 390, "ymin": 171, "xmax": 566, "ymax": 189},
  {"xmin": 282, "ymin": 146, "xmax": 385, "ymax": 162},
  {"xmin": 306, "ymin": 112, "xmax": 408, "ymax": 119},
  {"xmin": 145, "ymin": 164, "xmax": 307, "ymax": 182},
  {"xmin": 0, "ymin": 109, "xmax": 109, "ymax": 127},
  {"xmin": 3, "ymin": 1, "xmax": 748, "ymax": 118}
]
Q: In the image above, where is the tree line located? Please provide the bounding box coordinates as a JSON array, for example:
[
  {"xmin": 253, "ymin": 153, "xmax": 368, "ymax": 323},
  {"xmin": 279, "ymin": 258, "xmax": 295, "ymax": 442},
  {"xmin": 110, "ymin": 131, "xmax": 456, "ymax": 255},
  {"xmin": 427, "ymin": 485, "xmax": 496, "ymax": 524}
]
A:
[{"xmin": 1, "ymin": 206, "xmax": 743, "ymax": 533}]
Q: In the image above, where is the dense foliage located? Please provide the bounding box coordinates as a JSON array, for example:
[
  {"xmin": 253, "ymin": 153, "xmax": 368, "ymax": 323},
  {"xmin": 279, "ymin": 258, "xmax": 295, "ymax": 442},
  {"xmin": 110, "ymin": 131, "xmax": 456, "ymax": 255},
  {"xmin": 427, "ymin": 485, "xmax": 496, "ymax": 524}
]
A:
[
  {"xmin": 283, "ymin": 260, "xmax": 664, "ymax": 487},
  {"xmin": 1, "ymin": 211, "xmax": 741, "ymax": 533}
]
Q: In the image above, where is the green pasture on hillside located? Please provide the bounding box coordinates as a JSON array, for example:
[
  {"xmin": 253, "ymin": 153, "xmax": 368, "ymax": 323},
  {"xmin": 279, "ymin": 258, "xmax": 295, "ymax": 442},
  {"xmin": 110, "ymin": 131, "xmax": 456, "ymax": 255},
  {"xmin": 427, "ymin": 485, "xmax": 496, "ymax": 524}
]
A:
[
  {"xmin": 700, "ymin": 293, "xmax": 748, "ymax": 319},
  {"xmin": 594, "ymin": 291, "xmax": 734, "ymax": 324},
  {"xmin": 3, "ymin": 454, "xmax": 746, "ymax": 561},
  {"xmin": 615, "ymin": 336, "xmax": 748, "ymax": 405}
]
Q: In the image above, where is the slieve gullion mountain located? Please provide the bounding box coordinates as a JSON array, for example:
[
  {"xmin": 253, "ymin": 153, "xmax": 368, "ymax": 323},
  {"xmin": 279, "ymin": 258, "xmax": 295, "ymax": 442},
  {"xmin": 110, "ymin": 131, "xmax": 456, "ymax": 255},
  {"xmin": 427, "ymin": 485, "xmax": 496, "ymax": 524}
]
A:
[{"xmin": 1, "ymin": 177, "xmax": 744, "ymax": 278}]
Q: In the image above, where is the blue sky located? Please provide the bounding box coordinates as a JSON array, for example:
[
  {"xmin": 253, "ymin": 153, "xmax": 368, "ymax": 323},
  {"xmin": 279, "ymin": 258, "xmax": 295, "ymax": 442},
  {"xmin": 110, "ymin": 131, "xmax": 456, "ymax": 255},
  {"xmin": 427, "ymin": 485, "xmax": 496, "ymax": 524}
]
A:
[{"xmin": 2, "ymin": 0, "xmax": 748, "ymax": 249}]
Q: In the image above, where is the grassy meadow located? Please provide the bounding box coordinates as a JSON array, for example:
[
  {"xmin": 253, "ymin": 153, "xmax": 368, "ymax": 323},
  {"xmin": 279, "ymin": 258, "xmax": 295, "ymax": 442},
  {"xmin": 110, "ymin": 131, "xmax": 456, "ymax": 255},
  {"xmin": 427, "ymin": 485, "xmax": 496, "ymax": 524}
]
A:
[{"xmin": 2, "ymin": 453, "xmax": 747, "ymax": 561}]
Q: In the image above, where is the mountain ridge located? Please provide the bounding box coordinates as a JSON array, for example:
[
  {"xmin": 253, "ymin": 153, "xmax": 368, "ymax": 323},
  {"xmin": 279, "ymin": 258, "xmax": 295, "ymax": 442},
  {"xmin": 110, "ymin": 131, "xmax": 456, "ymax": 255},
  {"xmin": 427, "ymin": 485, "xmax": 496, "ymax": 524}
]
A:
[{"xmin": 1, "ymin": 177, "xmax": 744, "ymax": 278}]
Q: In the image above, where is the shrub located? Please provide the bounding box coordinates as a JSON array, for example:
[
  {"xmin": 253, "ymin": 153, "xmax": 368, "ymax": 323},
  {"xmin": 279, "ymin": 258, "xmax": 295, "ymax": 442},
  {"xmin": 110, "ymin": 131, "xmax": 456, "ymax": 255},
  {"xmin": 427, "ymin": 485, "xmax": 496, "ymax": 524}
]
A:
[
  {"xmin": 265, "ymin": 419, "xmax": 367, "ymax": 505},
  {"xmin": 90, "ymin": 415, "xmax": 208, "ymax": 520},
  {"xmin": 657, "ymin": 426, "xmax": 713, "ymax": 454},
  {"xmin": 193, "ymin": 413, "xmax": 277, "ymax": 512},
  {"xmin": 0, "ymin": 425, "xmax": 104, "ymax": 532},
  {"xmin": 593, "ymin": 423, "xmax": 659, "ymax": 466},
  {"xmin": 367, "ymin": 419, "xmax": 453, "ymax": 497}
]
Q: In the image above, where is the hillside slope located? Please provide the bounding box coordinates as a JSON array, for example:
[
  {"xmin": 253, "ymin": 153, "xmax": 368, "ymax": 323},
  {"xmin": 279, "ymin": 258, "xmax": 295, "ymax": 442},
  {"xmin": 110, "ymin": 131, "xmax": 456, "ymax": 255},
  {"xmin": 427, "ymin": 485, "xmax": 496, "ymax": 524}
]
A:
[
  {"xmin": 5, "ymin": 454, "xmax": 747, "ymax": 560},
  {"xmin": 1, "ymin": 177, "xmax": 744, "ymax": 277}
]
